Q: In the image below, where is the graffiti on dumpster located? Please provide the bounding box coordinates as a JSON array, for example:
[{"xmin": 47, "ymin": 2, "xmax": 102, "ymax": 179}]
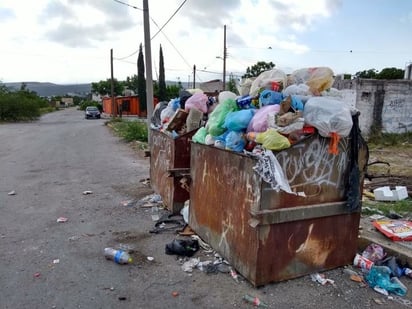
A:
[
  {"xmin": 276, "ymin": 138, "xmax": 349, "ymax": 191},
  {"xmin": 288, "ymin": 223, "xmax": 335, "ymax": 267}
]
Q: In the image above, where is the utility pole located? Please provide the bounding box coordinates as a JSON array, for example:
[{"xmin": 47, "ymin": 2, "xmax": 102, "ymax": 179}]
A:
[
  {"xmin": 143, "ymin": 0, "xmax": 154, "ymax": 140},
  {"xmin": 223, "ymin": 25, "xmax": 227, "ymax": 91},
  {"xmin": 193, "ymin": 65, "xmax": 196, "ymax": 89},
  {"xmin": 110, "ymin": 48, "xmax": 115, "ymax": 117}
]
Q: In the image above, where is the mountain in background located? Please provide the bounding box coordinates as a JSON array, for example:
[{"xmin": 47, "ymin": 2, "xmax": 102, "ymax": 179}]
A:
[
  {"xmin": 4, "ymin": 82, "xmax": 92, "ymax": 97},
  {"xmin": 3, "ymin": 80, "xmax": 194, "ymax": 98}
]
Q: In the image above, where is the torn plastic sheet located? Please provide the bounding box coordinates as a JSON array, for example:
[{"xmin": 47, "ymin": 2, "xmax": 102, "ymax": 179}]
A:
[{"xmin": 253, "ymin": 149, "xmax": 295, "ymax": 195}]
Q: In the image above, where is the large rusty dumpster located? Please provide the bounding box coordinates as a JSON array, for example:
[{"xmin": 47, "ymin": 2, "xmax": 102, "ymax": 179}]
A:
[
  {"xmin": 150, "ymin": 129, "xmax": 196, "ymax": 214},
  {"xmin": 189, "ymin": 132, "xmax": 368, "ymax": 286}
]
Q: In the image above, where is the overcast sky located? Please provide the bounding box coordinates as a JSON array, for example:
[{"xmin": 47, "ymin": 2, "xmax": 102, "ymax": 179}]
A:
[{"xmin": 1, "ymin": 0, "xmax": 411, "ymax": 84}]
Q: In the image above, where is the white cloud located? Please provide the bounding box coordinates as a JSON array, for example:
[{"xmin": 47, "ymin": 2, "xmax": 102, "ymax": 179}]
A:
[{"xmin": 0, "ymin": 0, "xmax": 410, "ymax": 84}]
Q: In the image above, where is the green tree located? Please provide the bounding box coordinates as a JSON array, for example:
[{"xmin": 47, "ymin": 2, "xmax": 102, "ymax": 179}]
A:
[
  {"xmin": 158, "ymin": 45, "xmax": 167, "ymax": 101},
  {"xmin": 227, "ymin": 73, "xmax": 239, "ymax": 95},
  {"xmin": 355, "ymin": 67, "xmax": 404, "ymax": 79},
  {"xmin": 137, "ymin": 43, "xmax": 146, "ymax": 113},
  {"xmin": 91, "ymin": 79, "xmax": 123, "ymax": 96},
  {"xmin": 355, "ymin": 69, "xmax": 378, "ymax": 79},
  {"xmin": 377, "ymin": 67, "xmax": 404, "ymax": 79},
  {"xmin": 243, "ymin": 61, "xmax": 276, "ymax": 78},
  {"xmin": 166, "ymin": 85, "xmax": 180, "ymax": 99}
]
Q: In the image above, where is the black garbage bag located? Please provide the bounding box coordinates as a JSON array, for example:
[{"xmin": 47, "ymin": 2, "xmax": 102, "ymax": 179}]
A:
[
  {"xmin": 165, "ymin": 239, "xmax": 199, "ymax": 257},
  {"xmin": 179, "ymin": 90, "xmax": 192, "ymax": 109}
]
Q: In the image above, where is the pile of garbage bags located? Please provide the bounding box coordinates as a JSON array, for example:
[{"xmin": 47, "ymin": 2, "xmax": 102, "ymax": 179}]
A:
[{"xmin": 151, "ymin": 66, "xmax": 357, "ymax": 155}]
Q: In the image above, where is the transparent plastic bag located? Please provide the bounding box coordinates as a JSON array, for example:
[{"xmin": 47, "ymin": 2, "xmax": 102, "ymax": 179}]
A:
[
  {"xmin": 218, "ymin": 91, "xmax": 237, "ymax": 103},
  {"xmin": 303, "ymin": 97, "xmax": 353, "ymax": 138},
  {"xmin": 288, "ymin": 67, "xmax": 334, "ymax": 95},
  {"xmin": 249, "ymin": 69, "xmax": 287, "ymax": 97}
]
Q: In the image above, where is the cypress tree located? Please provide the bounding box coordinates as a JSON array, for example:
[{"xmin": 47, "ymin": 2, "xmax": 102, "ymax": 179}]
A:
[
  {"xmin": 158, "ymin": 45, "xmax": 167, "ymax": 101},
  {"xmin": 137, "ymin": 43, "xmax": 146, "ymax": 113}
]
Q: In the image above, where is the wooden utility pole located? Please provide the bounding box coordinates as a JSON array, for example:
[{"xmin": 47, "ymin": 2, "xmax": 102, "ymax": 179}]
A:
[
  {"xmin": 193, "ymin": 65, "xmax": 196, "ymax": 89},
  {"xmin": 223, "ymin": 25, "xmax": 227, "ymax": 91},
  {"xmin": 110, "ymin": 48, "xmax": 115, "ymax": 117},
  {"xmin": 143, "ymin": 0, "xmax": 154, "ymax": 140}
]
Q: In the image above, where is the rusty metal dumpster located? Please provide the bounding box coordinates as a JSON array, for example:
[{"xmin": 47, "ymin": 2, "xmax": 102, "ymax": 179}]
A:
[
  {"xmin": 150, "ymin": 129, "xmax": 196, "ymax": 214},
  {"xmin": 189, "ymin": 132, "xmax": 368, "ymax": 286}
]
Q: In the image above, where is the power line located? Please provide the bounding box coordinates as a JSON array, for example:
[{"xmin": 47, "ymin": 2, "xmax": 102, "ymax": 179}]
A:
[
  {"xmin": 113, "ymin": 0, "xmax": 190, "ymax": 70},
  {"xmin": 113, "ymin": 0, "xmax": 142, "ymax": 11},
  {"xmin": 150, "ymin": 0, "xmax": 187, "ymax": 40}
]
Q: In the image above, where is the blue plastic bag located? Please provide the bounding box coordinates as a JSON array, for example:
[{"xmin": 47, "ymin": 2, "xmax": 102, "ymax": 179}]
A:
[
  {"xmin": 225, "ymin": 131, "xmax": 246, "ymax": 152},
  {"xmin": 223, "ymin": 109, "xmax": 255, "ymax": 132},
  {"xmin": 259, "ymin": 90, "xmax": 283, "ymax": 106},
  {"xmin": 365, "ymin": 265, "xmax": 407, "ymax": 296}
]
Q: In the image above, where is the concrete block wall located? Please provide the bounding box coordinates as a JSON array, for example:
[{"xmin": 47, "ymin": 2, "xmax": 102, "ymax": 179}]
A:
[{"xmin": 334, "ymin": 79, "xmax": 412, "ymax": 137}]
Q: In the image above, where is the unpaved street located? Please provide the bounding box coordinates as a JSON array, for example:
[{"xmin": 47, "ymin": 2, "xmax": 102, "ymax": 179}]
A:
[{"xmin": 0, "ymin": 108, "xmax": 411, "ymax": 309}]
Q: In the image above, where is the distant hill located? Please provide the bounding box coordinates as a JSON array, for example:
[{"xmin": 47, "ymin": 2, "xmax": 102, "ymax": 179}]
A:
[{"xmin": 4, "ymin": 82, "xmax": 91, "ymax": 97}]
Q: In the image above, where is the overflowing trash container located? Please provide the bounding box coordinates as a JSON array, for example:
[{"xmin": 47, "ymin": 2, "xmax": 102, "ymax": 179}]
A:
[
  {"xmin": 189, "ymin": 131, "xmax": 368, "ymax": 286},
  {"xmin": 183, "ymin": 66, "xmax": 369, "ymax": 286},
  {"xmin": 149, "ymin": 66, "xmax": 370, "ymax": 286},
  {"xmin": 150, "ymin": 128, "xmax": 196, "ymax": 214},
  {"xmin": 149, "ymin": 92, "xmax": 206, "ymax": 214}
]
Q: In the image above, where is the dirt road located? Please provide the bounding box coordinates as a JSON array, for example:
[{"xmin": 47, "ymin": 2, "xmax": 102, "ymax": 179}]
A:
[{"xmin": 0, "ymin": 108, "xmax": 411, "ymax": 309}]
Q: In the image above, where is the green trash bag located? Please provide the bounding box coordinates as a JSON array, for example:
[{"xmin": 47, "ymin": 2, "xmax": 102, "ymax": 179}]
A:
[
  {"xmin": 192, "ymin": 127, "xmax": 208, "ymax": 144},
  {"xmin": 207, "ymin": 98, "xmax": 238, "ymax": 136}
]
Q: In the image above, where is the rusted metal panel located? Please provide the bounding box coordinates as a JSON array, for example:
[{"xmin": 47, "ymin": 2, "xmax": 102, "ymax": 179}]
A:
[
  {"xmin": 189, "ymin": 133, "xmax": 368, "ymax": 286},
  {"xmin": 149, "ymin": 129, "xmax": 196, "ymax": 214}
]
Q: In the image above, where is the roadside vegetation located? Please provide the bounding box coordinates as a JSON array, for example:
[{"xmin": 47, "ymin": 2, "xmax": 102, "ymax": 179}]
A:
[
  {"xmin": 106, "ymin": 118, "xmax": 148, "ymax": 144},
  {"xmin": 0, "ymin": 83, "xmax": 52, "ymax": 121}
]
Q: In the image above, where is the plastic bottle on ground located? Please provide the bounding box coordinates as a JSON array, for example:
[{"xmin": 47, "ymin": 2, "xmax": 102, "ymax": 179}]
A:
[
  {"xmin": 151, "ymin": 206, "xmax": 160, "ymax": 221},
  {"xmin": 242, "ymin": 295, "xmax": 268, "ymax": 308},
  {"xmin": 104, "ymin": 248, "xmax": 132, "ymax": 264}
]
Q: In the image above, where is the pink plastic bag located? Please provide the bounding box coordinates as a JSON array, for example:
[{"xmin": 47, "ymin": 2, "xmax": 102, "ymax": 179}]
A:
[
  {"xmin": 246, "ymin": 104, "xmax": 280, "ymax": 133},
  {"xmin": 185, "ymin": 93, "xmax": 208, "ymax": 114}
]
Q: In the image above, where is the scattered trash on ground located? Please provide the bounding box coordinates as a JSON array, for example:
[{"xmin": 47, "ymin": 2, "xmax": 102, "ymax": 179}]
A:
[
  {"xmin": 151, "ymin": 206, "xmax": 160, "ymax": 221},
  {"xmin": 56, "ymin": 217, "xmax": 68, "ymax": 223},
  {"xmin": 372, "ymin": 219, "xmax": 412, "ymax": 241},
  {"xmin": 33, "ymin": 272, "xmax": 41, "ymax": 278},
  {"xmin": 139, "ymin": 178, "xmax": 150, "ymax": 186},
  {"xmin": 53, "ymin": 259, "xmax": 60, "ymax": 264},
  {"xmin": 242, "ymin": 294, "xmax": 268, "ymax": 308},
  {"xmin": 373, "ymin": 186, "xmax": 408, "ymax": 201},
  {"xmin": 171, "ymin": 291, "xmax": 179, "ymax": 297},
  {"xmin": 82, "ymin": 190, "xmax": 93, "ymax": 195},
  {"xmin": 137, "ymin": 193, "xmax": 163, "ymax": 208},
  {"xmin": 147, "ymin": 256, "xmax": 154, "ymax": 262},
  {"xmin": 230, "ymin": 267, "xmax": 240, "ymax": 283},
  {"xmin": 120, "ymin": 200, "xmax": 135, "ymax": 207},
  {"xmin": 165, "ymin": 238, "xmax": 199, "ymax": 257},
  {"xmin": 310, "ymin": 273, "xmax": 335, "ymax": 286},
  {"xmin": 350, "ymin": 243, "xmax": 411, "ymax": 297},
  {"xmin": 149, "ymin": 213, "xmax": 186, "ymax": 234},
  {"xmin": 104, "ymin": 247, "xmax": 132, "ymax": 264},
  {"xmin": 7, "ymin": 190, "xmax": 16, "ymax": 195}
]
